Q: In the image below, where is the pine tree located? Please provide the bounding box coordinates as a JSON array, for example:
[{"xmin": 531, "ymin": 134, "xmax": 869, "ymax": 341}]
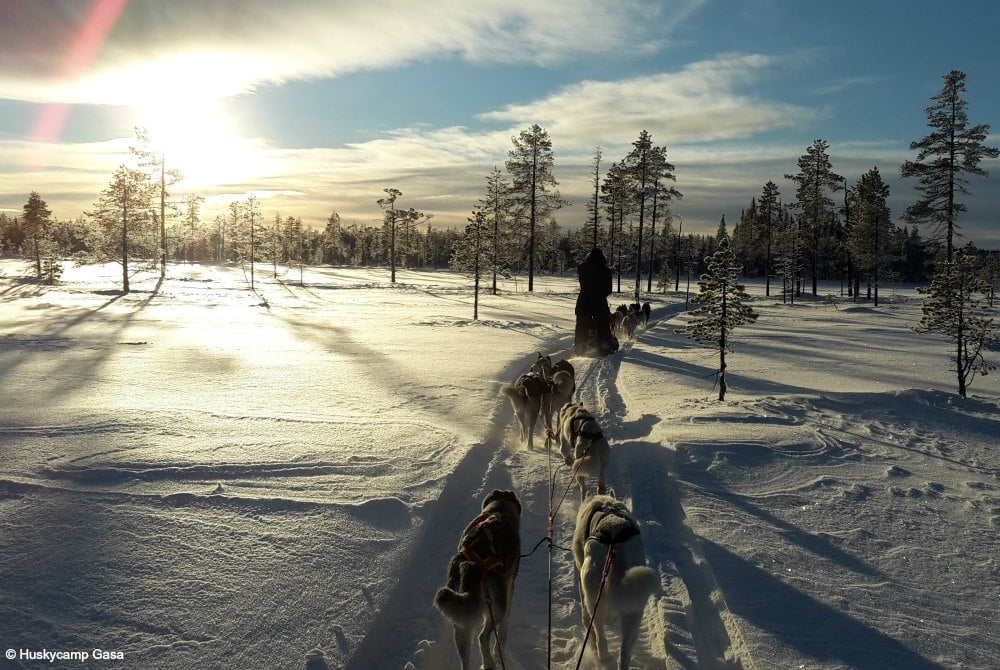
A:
[
  {"xmin": 916, "ymin": 244, "xmax": 997, "ymax": 397},
  {"xmin": 505, "ymin": 124, "xmax": 565, "ymax": 292},
  {"xmin": 377, "ymin": 188, "xmax": 402, "ymax": 283},
  {"xmin": 131, "ymin": 127, "xmax": 183, "ymax": 277},
  {"xmin": 624, "ymin": 130, "xmax": 680, "ymax": 303},
  {"xmin": 450, "ymin": 210, "xmax": 489, "ymax": 319},
  {"xmin": 679, "ymin": 237, "xmax": 759, "ymax": 400},
  {"xmin": 785, "ymin": 139, "xmax": 843, "ymax": 296},
  {"xmin": 900, "ymin": 70, "xmax": 998, "ymax": 262},
  {"xmin": 601, "ymin": 161, "xmax": 633, "ymax": 291},
  {"xmin": 481, "ymin": 167, "xmax": 515, "ymax": 294},
  {"xmin": 916, "ymin": 244, "xmax": 998, "ymax": 398},
  {"xmin": 983, "ymin": 253, "xmax": 1000, "ymax": 307}
]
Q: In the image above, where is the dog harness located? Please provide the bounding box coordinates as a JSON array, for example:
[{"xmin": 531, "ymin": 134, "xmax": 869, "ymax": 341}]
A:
[
  {"xmin": 569, "ymin": 416, "xmax": 604, "ymax": 463},
  {"xmin": 571, "ymin": 415, "xmax": 603, "ymax": 441},
  {"xmin": 459, "ymin": 512, "xmax": 514, "ymax": 572},
  {"xmin": 585, "ymin": 505, "xmax": 640, "ymax": 545}
]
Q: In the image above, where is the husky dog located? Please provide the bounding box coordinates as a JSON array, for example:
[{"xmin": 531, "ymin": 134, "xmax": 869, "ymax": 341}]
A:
[
  {"xmin": 500, "ymin": 372, "xmax": 548, "ymax": 449},
  {"xmin": 551, "ymin": 358, "xmax": 575, "ymax": 381},
  {"xmin": 641, "ymin": 301, "xmax": 651, "ymax": 326},
  {"xmin": 530, "ymin": 351, "xmax": 553, "ymax": 379},
  {"xmin": 530, "ymin": 354, "xmax": 577, "ymax": 433},
  {"xmin": 572, "ymin": 495, "xmax": 657, "ymax": 669},
  {"xmin": 557, "ymin": 402, "xmax": 610, "ymax": 500},
  {"xmin": 545, "ymin": 365, "xmax": 576, "ymax": 432},
  {"xmin": 435, "ymin": 490, "xmax": 522, "ymax": 670}
]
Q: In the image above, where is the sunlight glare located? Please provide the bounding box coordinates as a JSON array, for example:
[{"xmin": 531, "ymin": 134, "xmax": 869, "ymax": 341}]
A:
[{"xmin": 137, "ymin": 97, "xmax": 263, "ymax": 188}]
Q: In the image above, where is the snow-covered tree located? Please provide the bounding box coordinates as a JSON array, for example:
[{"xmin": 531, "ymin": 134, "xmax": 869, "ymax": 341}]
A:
[
  {"xmin": 679, "ymin": 237, "xmax": 759, "ymax": 400},
  {"xmin": 131, "ymin": 127, "xmax": 183, "ymax": 277},
  {"xmin": 22, "ymin": 191, "xmax": 53, "ymax": 279},
  {"xmin": 916, "ymin": 244, "xmax": 997, "ymax": 397},
  {"xmin": 86, "ymin": 165, "xmax": 154, "ymax": 293}
]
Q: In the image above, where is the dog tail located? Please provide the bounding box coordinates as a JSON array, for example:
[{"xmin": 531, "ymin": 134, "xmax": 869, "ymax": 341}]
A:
[
  {"xmin": 434, "ymin": 585, "xmax": 479, "ymax": 622},
  {"xmin": 500, "ymin": 383, "xmax": 522, "ymax": 400},
  {"xmin": 610, "ymin": 565, "xmax": 657, "ymax": 614}
]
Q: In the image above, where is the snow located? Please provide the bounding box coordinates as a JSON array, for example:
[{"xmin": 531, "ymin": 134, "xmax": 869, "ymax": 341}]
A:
[{"xmin": 1, "ymin": 258, "xmax": 998, "ymax": 670}]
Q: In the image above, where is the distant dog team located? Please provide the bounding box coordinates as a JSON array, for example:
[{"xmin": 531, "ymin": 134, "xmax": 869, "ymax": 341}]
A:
[{"xmin": 501, "ymin": 352, "xmax": 577, "ymax": 449}]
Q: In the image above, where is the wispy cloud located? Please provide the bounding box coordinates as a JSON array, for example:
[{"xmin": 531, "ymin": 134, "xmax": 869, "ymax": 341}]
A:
[
  {"xmin": 0, "ymin": 0, "xmax": 695, "ymax": 105},
  {"xmin": 480, "ymin": 54, "xmax": 817, "ymax": 148},
  {"xmin": 812, "ymin": 76, "xmax": 887, "ymax": 96},
  {"xmin": 0, "ymin": 50, "xmax": 829, "ymax": 231}
]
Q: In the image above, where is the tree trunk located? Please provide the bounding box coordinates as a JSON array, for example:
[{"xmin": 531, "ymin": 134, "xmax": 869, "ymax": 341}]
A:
[
  {"xmin": 121, "ymin": 185, "xmax": 130, "ymax": 294},
  {"xmin": 718, "ymin": 352, "xmax": 727, "ymax": 401}
]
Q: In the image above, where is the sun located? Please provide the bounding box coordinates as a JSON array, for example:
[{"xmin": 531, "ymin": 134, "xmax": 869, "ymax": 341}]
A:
[{"xmin": 136, "ymin": 97, "xmax": 262, "ymax": 188}]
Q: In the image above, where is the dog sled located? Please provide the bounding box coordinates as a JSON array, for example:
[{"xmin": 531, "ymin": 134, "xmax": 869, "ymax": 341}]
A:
[{"xmin": 574, "ymin": 313, "xmax": 619, "ymax": 357}]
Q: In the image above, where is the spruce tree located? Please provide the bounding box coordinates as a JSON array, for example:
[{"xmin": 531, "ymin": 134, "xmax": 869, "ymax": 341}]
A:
[
  {"xmin": 679, "ymin": 237, "xmax": 759, "ymax": 400},
  {"xmin": 901, "ymin": 70, "xmax": 998, "ymax": 262},
  {"xmin": 482, "ymin": 167, "xmax": 514, "ymax": 295},
  {"xmin": 22, "ymin": 191, "xmax": 52, "ymax": 279},
  {"xmin": 916, "ymin": 244, "xmax": 997, "ymax": 397},
  {"xmin": 757, "ymin": 181, "xmax": 781, "ymax": 297},
  {"xmin": 785, "ymin": 139, "xmax": 843, "ymax": 295},
  {"xmin": 848, "ymin": 167, "xmax": 893, "ymax": 306}
]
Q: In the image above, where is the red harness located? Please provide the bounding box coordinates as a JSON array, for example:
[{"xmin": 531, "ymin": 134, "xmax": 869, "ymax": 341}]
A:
[{"xmin": 459, "ymin": 512, "xmax": 515, "ymax": 572}]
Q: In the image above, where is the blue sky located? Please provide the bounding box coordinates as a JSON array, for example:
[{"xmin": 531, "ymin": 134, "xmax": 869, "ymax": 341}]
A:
[{"xmin": 1, "ymin": 0, "xmax": 998, "ymax": 246}]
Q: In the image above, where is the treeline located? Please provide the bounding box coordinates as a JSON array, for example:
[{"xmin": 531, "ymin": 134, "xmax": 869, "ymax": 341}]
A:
[{"xmin": 2, "ymin": 70, "xmax": 997, "ymax": 301}]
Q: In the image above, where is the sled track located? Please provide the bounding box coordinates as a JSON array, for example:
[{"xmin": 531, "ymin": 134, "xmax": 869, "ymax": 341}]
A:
[
  {"xmin": 344, "ymin": 326, "xmax": 754, "ymax": 669},
  {"xmin": 571, "ymin": 343, "xmax": 753, "ymax": 670}
]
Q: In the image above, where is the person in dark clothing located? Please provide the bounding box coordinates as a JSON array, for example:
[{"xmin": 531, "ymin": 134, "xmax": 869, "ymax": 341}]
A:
[{"xmin": 574, "ymin": 247, "xmax": 617, "ymax": 356}]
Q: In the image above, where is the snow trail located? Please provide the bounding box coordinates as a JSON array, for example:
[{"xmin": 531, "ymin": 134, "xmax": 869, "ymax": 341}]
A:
[{"xmin": 396, "ymin": 315, "xmax": 754, "ymax": 669}]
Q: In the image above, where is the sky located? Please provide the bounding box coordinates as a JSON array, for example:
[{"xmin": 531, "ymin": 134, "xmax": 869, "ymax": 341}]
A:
[{"xmin": 1, "ymin": 0, "xmax": 999, "ymax": 246}]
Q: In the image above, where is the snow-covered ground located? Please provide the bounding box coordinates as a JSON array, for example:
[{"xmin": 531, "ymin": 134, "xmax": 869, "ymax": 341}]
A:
[{"xmin": 1, "ymin": 258, "xmax": 997, "ymax": 670}]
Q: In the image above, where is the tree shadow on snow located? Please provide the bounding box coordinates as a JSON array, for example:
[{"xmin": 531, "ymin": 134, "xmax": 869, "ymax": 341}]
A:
[{"xmin": 700, "ymin": 539, "xmax": 947, "ymax": 670}]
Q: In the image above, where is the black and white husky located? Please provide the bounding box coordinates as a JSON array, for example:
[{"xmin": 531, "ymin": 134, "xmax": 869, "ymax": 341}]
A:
[
  {"xmin": 434, "ymin": 490, "xmax": 522, "ymax": 670},
  {"xmin": 572, "ymin": 494, "xmax": 657, "ymax": 669}
]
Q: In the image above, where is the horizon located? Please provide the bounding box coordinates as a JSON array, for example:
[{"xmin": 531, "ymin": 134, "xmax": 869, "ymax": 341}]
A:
[{"xmin": 1, "ymin": 0, "xmax": 998, "ymax": 246}]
